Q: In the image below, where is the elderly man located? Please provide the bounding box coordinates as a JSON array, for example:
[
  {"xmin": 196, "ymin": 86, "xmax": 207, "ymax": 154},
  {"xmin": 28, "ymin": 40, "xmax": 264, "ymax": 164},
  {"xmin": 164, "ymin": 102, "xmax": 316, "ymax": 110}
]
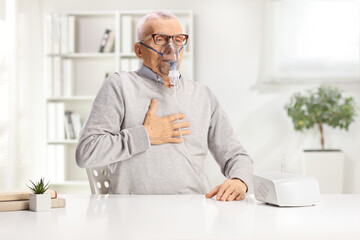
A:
[{"xmin": 76, "ymin": 11, "xmax": 253, "ymax": 202}]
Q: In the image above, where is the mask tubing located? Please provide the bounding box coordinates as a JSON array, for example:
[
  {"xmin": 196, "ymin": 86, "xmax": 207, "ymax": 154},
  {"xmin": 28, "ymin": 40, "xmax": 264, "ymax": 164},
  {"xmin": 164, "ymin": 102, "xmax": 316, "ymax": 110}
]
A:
[
  {"xmin": 139, "ymin": 42, "xmax": 164, "ymax": 56},
  {"xmin": 139, "ymin": 42, "xmax": 184, "ymax": 55}
]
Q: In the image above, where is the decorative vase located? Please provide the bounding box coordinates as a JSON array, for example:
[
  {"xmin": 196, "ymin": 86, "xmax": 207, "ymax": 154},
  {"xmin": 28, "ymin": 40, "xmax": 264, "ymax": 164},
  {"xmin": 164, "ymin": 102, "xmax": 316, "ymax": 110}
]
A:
[
  {"xmin": 29, "ymin": 193, "xmax": 51, "ymax": 212},
  {"xmin": 302, "ymin": 150, "xmax": 344, "ymax": 194}
]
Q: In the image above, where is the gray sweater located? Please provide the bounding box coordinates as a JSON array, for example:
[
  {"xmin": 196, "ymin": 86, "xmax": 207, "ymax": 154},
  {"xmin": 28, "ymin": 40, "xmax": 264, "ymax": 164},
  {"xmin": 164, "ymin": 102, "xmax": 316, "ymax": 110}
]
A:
[{"xmin": 75, "ymin": 69, "xmax": 253, "ymax": 194}]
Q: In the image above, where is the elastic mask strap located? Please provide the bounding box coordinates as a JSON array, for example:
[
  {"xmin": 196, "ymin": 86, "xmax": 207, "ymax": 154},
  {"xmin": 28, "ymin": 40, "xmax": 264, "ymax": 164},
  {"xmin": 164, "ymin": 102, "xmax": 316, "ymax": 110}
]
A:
[
  {"xmin": 139, "ymin": 42, "xmax": 164, "ymax": 56},
  {"xmin": 140, "ymin": 42, "xmax": 184, "ymax": 55}
]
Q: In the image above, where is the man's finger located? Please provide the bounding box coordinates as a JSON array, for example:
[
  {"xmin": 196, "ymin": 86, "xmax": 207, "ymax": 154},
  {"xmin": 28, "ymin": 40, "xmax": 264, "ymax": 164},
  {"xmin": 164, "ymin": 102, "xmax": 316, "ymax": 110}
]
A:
[
  {"xmin": 173, "ymin": 129, "xmax": 191, "ymax": 136},
  {"xmin": 226, "ymin": 191, "xmax": 240, "ymax": 201},
  {"xmin": 216, "ymin": 182, "xmax": 231, "ymax": 201},
  {"xmin": 168, "ymin": 137, "xmax": 184, "ymax": 143},
  {"xmin": 220, "ymin": 186, "xmax": 235, "ymax": 201},
  {"xmin": 236, "ymin": 192, "xmax": 245, "ymax": 201},
  {"xmin": 147, "ymin": 98, "xmax": 157, "ymax": 115},
  {"xmin": 168, "ymin": 113, "xmax": 185, "ymax": 122},
  {"xmin": 172, "ymin": 121, "xmax": 190, "ymax": 130},
  {"xmin": 205, "ymin": 185, "xmax": 220, "ymax": 198},
  {"xmin": 236, "ymin": 194, "xmax": 245, "ymax": 201}
]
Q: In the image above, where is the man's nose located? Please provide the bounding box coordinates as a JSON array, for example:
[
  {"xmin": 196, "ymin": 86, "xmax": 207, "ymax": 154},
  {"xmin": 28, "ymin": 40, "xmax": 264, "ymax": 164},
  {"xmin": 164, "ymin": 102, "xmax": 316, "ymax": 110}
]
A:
[
  {"xmin": 163, "ymin": 42, "xmax": 177, "ymax": 55},
  {"xmin": 168, "ymin": 37, "xmax": 175, "ymax": 44}
]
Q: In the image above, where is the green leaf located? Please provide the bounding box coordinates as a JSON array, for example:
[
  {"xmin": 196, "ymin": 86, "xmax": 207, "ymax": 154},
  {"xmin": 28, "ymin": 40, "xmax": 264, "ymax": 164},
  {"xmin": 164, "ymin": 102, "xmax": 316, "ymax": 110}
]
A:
[
  {"xmin": 284, "ymin": 85, "xmax": 358, "ymax": 143},
  {"xmin": 27, "ymin": 178, "xmax": 50, "ymax": 194}
]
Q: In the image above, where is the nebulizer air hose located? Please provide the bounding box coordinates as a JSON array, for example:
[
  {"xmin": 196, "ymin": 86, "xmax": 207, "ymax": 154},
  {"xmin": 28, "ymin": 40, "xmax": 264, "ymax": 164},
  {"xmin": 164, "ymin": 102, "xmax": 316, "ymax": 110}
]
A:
[{"xmin": 168, "ymin": 52, "xmax": 211, "ymax": 192}]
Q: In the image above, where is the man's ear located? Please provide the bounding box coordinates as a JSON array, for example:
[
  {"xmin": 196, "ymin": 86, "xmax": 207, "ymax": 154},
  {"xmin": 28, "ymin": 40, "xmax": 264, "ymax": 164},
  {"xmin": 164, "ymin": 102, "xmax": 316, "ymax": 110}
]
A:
[{"xmin": 134, "ymin": 43, "xmax": 143, "ymax": 60}]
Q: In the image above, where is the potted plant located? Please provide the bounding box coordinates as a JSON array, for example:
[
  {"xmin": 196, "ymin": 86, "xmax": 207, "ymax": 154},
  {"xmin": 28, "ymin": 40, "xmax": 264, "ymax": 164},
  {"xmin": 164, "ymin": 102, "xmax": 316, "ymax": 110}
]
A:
[
  {"xmin": 27, "ymin": 178, "xmax": 51, "ymax": 212},
  {"xmin": 284, "ymin": 85, "xmax": 357, "ymax": 193}
]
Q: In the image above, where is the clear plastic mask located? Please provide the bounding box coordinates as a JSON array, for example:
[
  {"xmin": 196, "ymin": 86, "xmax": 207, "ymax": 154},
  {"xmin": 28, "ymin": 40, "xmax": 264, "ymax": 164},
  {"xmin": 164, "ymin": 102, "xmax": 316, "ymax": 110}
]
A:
[{"xmin": 159, "ymin": 42, "xmax": 179, "ymax": 76}]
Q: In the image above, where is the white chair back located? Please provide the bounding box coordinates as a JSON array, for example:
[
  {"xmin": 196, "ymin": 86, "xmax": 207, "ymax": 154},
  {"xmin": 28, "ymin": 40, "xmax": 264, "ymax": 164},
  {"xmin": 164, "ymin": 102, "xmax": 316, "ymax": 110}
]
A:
[{"xmin": 86, "ymin": 166, "xmax": 111, "ymax": 194}]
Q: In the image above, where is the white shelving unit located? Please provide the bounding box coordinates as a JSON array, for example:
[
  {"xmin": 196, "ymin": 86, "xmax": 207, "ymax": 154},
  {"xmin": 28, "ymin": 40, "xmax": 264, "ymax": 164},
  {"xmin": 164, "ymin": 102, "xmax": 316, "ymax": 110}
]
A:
[{"xmin": 43, "ymin": 10, "xmax": 194, "ymax": 193}]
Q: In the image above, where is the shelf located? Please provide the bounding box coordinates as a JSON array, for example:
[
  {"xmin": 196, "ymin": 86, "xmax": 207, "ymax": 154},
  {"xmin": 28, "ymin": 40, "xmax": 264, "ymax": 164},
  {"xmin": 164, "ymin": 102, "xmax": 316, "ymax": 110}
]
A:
[
  {"xmin": 47, "ymin": 96, "xmax": 95, "ymax": 102},
  {"xmin": 47, "ymin": 139, "xmax": 79, "ymax": 144},
  {"xmin": 44, "ymin": 11, "xmax": 194, "ymax": 190},
  {"xmin": 50, "ymin": 181, "xmax": 89, "ymax": 186},
  {"xmin": 47, "ymin": 53, "xmax": 116, "ymax": 58}
]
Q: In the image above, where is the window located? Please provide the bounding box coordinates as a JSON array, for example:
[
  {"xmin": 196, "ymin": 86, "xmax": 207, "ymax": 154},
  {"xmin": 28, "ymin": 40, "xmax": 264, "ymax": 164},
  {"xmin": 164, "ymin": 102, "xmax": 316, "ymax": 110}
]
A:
[
  {"xmin": 260, "ymin": 0, "xmax": 360, "ymax": 83},
  {"xmin": 0, "ymin": 0, "xmax": 14, "ymax": 189}
]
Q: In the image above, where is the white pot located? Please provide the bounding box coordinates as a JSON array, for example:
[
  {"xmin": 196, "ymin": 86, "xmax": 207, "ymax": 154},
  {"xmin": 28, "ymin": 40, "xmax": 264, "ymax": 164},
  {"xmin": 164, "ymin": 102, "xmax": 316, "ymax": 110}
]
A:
[
  {"xmin": 302, "ymin": 150, "xmax": 344, "ymax": 194},
  {"xmin": 29, "ymin": 193, "xmax": 51, "ymax": 212}
]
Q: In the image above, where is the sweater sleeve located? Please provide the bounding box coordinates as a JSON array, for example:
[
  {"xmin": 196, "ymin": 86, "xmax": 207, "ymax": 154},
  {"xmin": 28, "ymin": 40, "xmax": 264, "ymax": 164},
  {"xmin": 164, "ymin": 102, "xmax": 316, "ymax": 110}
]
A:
[
  {"xmin": 207, "ymin": 88, "xmax": 254, "ymax": 191},
  {"xmin": 75, "ymin": 73, "xmax": 150, "ymax": 169}
]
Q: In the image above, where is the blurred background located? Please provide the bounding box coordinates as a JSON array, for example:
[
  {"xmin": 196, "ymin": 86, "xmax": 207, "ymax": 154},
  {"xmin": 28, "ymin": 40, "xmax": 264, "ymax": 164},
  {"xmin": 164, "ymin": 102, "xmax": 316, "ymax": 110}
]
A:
[{"xmin": 0, "ymin": 0, "xmax": 359, "ymax": 194}]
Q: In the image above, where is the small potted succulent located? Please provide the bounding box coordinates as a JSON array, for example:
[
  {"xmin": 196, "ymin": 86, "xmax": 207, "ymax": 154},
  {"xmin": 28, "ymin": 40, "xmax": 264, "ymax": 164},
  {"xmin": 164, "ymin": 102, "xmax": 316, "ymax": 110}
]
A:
[
  {"xmin": 27, "ymin": 178, "xmax": 51, "ymax": 212},
  {"xmin": 284, "ymin": 85, "xmax": 357, "ymax": 193}
]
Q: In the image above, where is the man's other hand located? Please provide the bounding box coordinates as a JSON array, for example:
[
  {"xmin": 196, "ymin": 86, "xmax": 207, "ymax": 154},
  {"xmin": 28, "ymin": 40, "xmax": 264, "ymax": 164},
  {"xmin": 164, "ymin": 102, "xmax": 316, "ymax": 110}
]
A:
[
  {"xmin": 205, "ymin": 178, "xmax": 247, "ymax": 202},
  {"xmin": 143, "ymin": 98, "xmax": 191, "ymax": 145}
]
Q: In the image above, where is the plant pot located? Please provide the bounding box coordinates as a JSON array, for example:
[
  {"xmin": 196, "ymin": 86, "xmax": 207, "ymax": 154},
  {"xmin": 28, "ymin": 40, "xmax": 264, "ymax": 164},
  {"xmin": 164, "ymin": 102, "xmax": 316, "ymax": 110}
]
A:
[
  {"xmin": 302, "ymin": 150, "xmax": 344, "ymax": 194},
  {"xmin": 29, "ymin": 193, "xmax": 51, "ymax": 212}
]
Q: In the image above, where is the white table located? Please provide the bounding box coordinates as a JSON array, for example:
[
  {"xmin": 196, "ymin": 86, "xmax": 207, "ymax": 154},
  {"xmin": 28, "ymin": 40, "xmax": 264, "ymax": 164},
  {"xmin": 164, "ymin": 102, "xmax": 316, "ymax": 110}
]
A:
[{"xmin": 1, "ymin": 194, "xmax": 359, "ymax": 240}]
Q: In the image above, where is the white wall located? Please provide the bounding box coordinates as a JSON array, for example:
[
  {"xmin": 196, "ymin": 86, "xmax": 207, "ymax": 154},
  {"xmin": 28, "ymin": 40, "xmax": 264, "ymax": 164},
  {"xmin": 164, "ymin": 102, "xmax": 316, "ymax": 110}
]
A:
[{"xmin": 34, "ymin": 0, "xmax": 360, "ymax": 193}]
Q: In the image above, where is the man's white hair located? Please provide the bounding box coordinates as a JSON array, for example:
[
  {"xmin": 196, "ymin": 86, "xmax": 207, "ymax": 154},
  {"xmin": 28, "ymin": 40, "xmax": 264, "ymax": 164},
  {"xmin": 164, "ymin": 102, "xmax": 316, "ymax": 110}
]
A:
[{"xmin": 136, "ymin": 11, "xmax": 182, "ymax": 42}]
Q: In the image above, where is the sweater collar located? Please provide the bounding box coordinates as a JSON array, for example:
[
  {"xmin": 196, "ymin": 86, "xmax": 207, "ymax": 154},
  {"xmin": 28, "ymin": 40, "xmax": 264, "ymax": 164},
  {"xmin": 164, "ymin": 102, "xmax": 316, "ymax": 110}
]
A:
[{"xmin": 138, "ymin": 63, "xmax": 182, "ymax": 86}]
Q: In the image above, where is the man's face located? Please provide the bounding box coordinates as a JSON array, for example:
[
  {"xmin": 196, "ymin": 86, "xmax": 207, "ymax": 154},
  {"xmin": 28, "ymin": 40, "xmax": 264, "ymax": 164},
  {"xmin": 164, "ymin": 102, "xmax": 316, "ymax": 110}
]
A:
[{"xmin": 135, "ymin": 18, "xmax": 184, "ymax": 79}]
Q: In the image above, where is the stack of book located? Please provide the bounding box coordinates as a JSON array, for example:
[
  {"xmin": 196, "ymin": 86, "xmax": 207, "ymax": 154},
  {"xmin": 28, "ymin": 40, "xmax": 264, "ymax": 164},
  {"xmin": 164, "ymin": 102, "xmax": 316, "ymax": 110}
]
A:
[
  {"xmin": 45, "ymin": 14, "xmax": 75, "ymax": 55},
  {"xmin": 46, "ymin": 14, "xmax": 76, "ymax": 97},
  {"xmin": 47, "ymin": 103, "xmax": 83, "ymax": 140},
  {"xmin": 64, "ymin": 111, "xmax": 83, "ymax": 140},
  {"xmin": 0, "ymin": 189, "xmax": 66, "ymax": 212},
  {"xmin": 47, "ymin": 105, "xmax": 83, "ymax": 183}
]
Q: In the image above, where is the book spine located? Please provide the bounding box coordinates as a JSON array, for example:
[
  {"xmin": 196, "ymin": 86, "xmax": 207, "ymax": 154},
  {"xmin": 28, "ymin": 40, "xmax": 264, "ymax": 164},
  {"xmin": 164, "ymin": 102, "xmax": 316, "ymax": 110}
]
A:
[
  {"xmin": 62, "ymin": 59, "xmax": 73, "ymax": 96},
  {"xmin": 70, "ymin": 113, "xmax": 77, "ymax": 139},
  {"xmin": 71, "ymin": 113, "xmax": 82, "ymax": 139},
  {"xmin": 60, "ymin": 15, "xmax": 68, "ymax": 54},
  {"xmin": 64, "ymin": 114, "xmax": 70, "ymax": 139},
  {"xmin": 67, "ymin": 16, "xmax": 75, "ymax": 53},
  {"xmin": 121, "ymin": 16, "xmax": 132, "ymax": 54},
  {"xmin": 53, "ymin": 57, "xmax": 62, "ymax": 96},
  {"xmin": 99, "ymin": 29, "xmax": 111, "ymax": 53},
  {"xmin": 52, "ymin": 14, "xmax": 60, "ymax": 54},
  {"xmin": 0, "ymin": 198, "xmax": 66, "ymax": 212},
  {"xmin": 103, "ymin": 30, "xmax": 115, "ymax": 53},
  {"xmin": 57, "ymin": 103, "xmax": 65, "ymax": 140},
  {"xmin": 65, "ymin": 111, "xmax": 75, "ymax": 139},
  {"xmin": 47, "ymin": 103, "xmax": 56, "ymax": 140},
  {"xmin": 0, "ymin": 190, "xmax": 57, "ymax": 202}
]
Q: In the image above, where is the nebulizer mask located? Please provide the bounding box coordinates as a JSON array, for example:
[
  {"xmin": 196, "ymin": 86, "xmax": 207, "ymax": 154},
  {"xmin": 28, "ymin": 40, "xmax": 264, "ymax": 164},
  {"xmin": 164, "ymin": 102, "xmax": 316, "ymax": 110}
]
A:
[
  {"xmin": 139, "ymin": 39, "xmax": 183, "ymax": 88},
  {"xmin": 162, "ymin": 42, "xmax": 181, "ymax": 88}
]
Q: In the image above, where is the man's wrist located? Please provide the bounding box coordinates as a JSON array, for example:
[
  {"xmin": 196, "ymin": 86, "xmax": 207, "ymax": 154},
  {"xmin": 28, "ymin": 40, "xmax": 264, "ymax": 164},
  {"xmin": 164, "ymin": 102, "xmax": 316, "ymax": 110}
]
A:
[
  {"xmin": 231, "ymin": 178, "xmax": 248, "ymax": 193},
  {"xmin": 143, "ymin": 125, "xmax": 151, "ymax": 147}
]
